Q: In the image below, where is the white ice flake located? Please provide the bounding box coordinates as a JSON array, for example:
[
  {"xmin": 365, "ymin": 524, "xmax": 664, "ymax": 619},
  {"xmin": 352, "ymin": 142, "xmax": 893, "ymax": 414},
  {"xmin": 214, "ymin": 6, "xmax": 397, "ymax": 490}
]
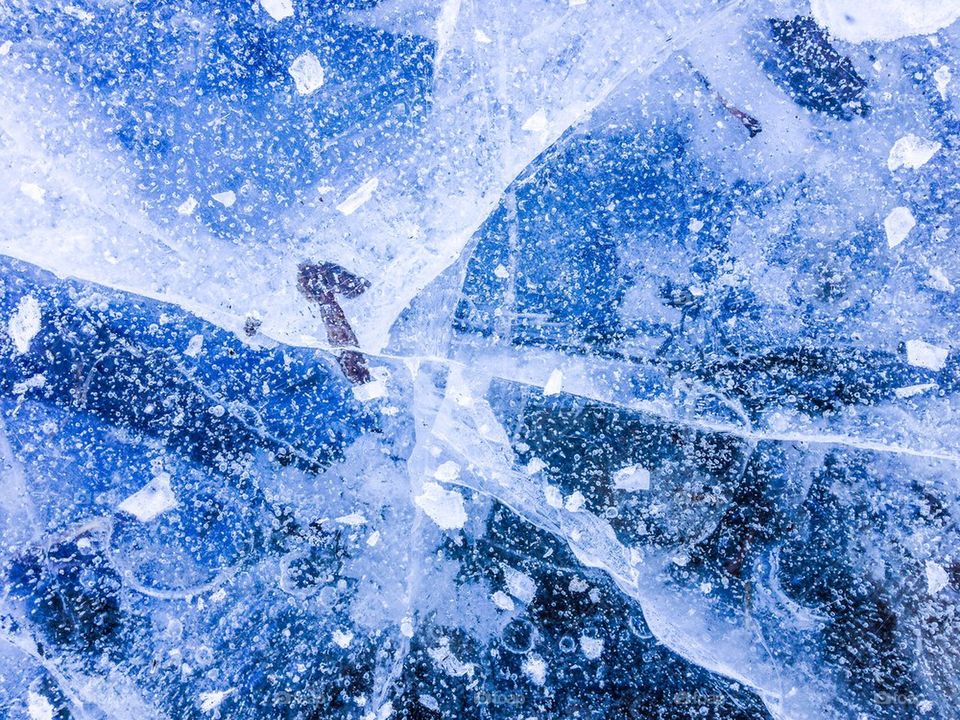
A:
[
  {"xmin": 491, "ymin": 590, "xmax": 515, "ymax": 611},
  {"xmin": 118, "ymin": 472, "xmax": 178, "ymax": 522},
  {"xmin": 504, "ymin": 567, "xmax": 536, "ymax": 603},
  {"xmin": 887, "ymin": 134, "xmax": 941, "ymax": 171},
  {"xmin": 27, "ymin": 692, "xmax": 53, "ymax": 720},
  {"xmin": 521, "ymin": 655, "xmax": 547, "ymax": 685},
  {"xmin": 19, "ymin": 182, "xmax": 45, "ymax": 203},
  {"xmin": 522, "ymin": 109, "xmax": 549, "ymax": 134},
  {"xmin": 199, "ymin": 689, "xmax": 235, "ymax": 713},
  {"xmin": 906, "ymin": 339, "xmax": 949, "ymax": 371},
  {"xmin": 612, "ymin": 464, "xmax": 651, "ymax": 491},
  {"xmin": 7, "ymin": 295, "xmax": 41, "ymax": 354},
  {"xmin": 289, "ymin": 51, "xmax": 325, "ymax": 95},
  {"xmin": 184, "ymin": 334, "xmax": 204, "ymax": 357},
  {"xmin": 212, "ymin": 190, "xmax": 236, "ymax": 207},
  {"xmin": 543, "ymin": 369, "xmax": 563, "ymax": 396},
  {"xmin": 332, "ymin": 629, "xmax": 354, "ymax": 648},
  {"xmin": 811, "ymin": 0, "xmax": 960, "ymax": 43},
  {"xmin": 177, "ymin": 196, "xmax": 198, "ymax": 215},
  {"xmin": 925, "ymin": 560, "xmax": 949, "ymax": 595},
  {"xmin": 260, "ymin": 0, "xmax": 293, "ymax": 21},
  {"xmin": 934, "ymin": 65, "xmax": 952, "ymax": 100},
  {"xmin": 883, "ymin": 206, "xmax": 915, "ymax": 248},
  {"xmin": 580, "ymin": 635, "xmax": 603, "ymax": 659},
  {"xmin": 414, "ymin": 482, "xmax": 467, "ymax": 529}
]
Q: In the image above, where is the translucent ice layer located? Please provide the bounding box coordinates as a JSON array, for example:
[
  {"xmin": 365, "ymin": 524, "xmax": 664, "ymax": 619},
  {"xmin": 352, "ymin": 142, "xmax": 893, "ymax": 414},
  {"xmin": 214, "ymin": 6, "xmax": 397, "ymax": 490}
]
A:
[{"xmin": 1, "ymin": 1, "xmax": 959, "ymax": 719}]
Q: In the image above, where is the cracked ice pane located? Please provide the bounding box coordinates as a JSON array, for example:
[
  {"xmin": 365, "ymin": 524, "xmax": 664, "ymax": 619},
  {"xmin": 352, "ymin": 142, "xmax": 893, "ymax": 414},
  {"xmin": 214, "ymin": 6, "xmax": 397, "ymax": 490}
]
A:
[{"xmin": 2, "ymin": 1, "xmax": 960, "ymax": 719}]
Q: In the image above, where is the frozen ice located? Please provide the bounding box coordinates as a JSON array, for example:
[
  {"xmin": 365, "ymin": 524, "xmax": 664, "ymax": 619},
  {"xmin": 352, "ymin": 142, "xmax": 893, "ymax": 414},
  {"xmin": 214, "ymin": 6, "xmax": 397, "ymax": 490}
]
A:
[
  {"xmin": 811, "ymin": 0, "xmax": 960, "ymax": 42},
  {"xmin": 2, "ymin": 1, "xmax": 960, "ymax": 719}
]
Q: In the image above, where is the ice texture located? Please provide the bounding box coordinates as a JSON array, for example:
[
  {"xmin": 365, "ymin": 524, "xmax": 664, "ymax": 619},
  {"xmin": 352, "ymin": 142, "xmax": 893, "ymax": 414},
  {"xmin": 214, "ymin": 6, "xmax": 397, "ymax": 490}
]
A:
[{"xmin": 1, "ymin": 1, "xmax": 960, "ymax": 719}]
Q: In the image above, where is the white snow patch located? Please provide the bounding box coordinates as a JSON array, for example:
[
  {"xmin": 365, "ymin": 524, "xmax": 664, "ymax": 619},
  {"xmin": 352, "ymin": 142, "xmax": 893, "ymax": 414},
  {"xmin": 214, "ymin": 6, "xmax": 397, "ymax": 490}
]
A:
[
  {"xmin": 332, "ymin": 629, "xmax": 354, "ymax": 648},
  {"xmin": 810, "ymin": 0, "xmax": 960, "ymax": 43},
  {"xmin": 906, "ymin": 339, "xmax": 949, "ymax": 370},
  {"xmin": 580, "ymin": 635, "xmax": 603, "ymax": 659},
  {"xmin": 543, "ymin": 369, "xmax": 563, "ymax": 396},
  {"xmin": 521, "ymin": 655, "xmax": 547, "ymax": 685},
  {"xmin": 504, "ymin": 567, "xmax": 536, "ymax": 603},
  {"xmin": 212, "ymin": 190, "xmax": 236, "ymax": 207},
  {"xmin": 7, "ymin": 295, "xmax": 41, "ymax": 354},
  {"xmin": 0, "ymin": 40, "xmax": 12, "ymax": 56},
  {"xmin": 289, "ymin": 51, "xmax": 325, "ymax": 95},
  {"xmin": 118, "ymin": 472, "xmax": 178, "ymax": 522},
  {"xmin": 473, "ymin": 29, "xmax": 492, "ymax": 44},
  {"xmin": 925, "ymin": 560, "xmax": 949, "ymax": 595},
  {"xmin": 177, "ymin": 196, "xmax": 198, "ymax": 215},
  {"xmin": 199, "ymin": 689, "xmax": 234, "ymax": 713},
  {"xmin": 27, "ymin": 691, "xmax": 53, "ymax": 720},
  {"xmin": 19, "ymin": 182, "xmax": 45, "ymax": 203},
  {"xmin": 883, "ymin": 206, "xmax": 915, "ymax": 248},
  {"xmin": 491, "ymin": 590, "xmax": 515, "ymax": 611},
  {"xmin": 184, "ymin": 334, "xmax": 204, "ymax": 357},
  {"xmin": 260, "ymin": 0, "xmax": 293, "ymax": 21},
  {"xmin": 887, "ymin": 134, "xmax": 941, "ymax": 170},
  {"xmin": 366, "ymin": 530, "xmax": 381, "ymax": 546},
  {"xmin": 934, "ymin": 65, "xmax": 952, "ymax": 99},
  {"xmin": 337, "ymin": 178, "xmax": 379, "ymax": 216},
  {"xmin": 414, "ymin": 482, "xmax": 467, "ymax": 529},
  {"xmin": 493, "ymin": 263, "xmax": 509, "ymax": 279},
  {"xmin": 894, "ymin": 382, "xmax": 937, "ymax": 398},
  {"xmin": 612, "ymin": 464, "xmax": 651, "ymax": 491},
  {"xmin": 335, "ymin": 512, "xmax": 367, "ymax": 526},
  {"xmin": 688, "ymin": 217, "xmax": 704, "ymax": 233}
]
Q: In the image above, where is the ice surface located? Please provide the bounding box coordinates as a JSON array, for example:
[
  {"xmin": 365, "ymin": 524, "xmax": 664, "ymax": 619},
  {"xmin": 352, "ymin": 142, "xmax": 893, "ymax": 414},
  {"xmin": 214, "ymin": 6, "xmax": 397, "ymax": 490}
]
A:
[{"xmin": 2, "ymin": 1, "xmax": 960, "ymax": 719}]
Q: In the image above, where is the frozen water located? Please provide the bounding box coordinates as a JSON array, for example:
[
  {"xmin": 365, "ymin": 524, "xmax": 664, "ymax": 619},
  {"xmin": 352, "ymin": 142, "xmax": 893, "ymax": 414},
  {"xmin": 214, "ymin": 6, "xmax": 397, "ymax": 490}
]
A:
[{"xmin": 1, "ymin": 1, "xmax": 960, "ymax": 719}]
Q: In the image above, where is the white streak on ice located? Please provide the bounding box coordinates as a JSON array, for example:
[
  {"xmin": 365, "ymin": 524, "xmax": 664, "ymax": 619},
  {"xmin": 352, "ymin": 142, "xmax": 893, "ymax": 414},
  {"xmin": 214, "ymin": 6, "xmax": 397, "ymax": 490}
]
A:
[{"xmin": 337, "ymin": 178, "xmax": 380, "ymax": 216}]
